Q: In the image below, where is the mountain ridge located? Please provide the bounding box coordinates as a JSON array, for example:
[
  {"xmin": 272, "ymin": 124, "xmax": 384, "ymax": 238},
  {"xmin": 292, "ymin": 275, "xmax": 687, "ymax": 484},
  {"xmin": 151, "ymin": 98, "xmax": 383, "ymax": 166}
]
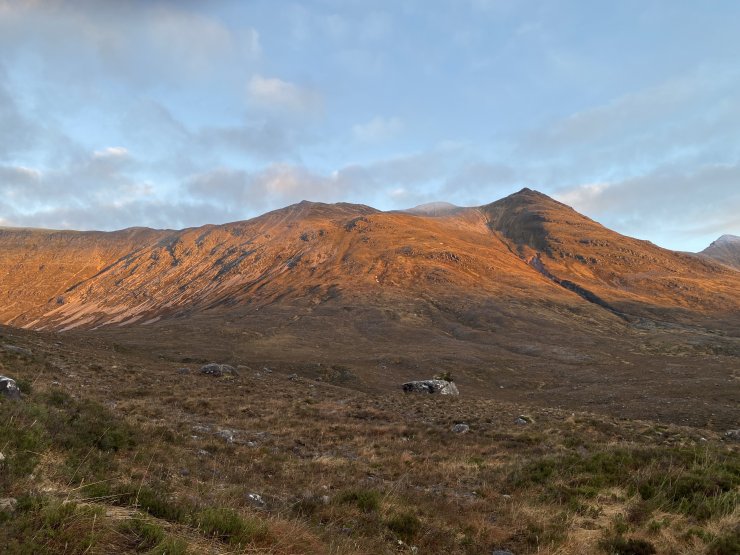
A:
[{"xmin": 1, "ymin": 188, "xmax": 737, "ymax": 333}]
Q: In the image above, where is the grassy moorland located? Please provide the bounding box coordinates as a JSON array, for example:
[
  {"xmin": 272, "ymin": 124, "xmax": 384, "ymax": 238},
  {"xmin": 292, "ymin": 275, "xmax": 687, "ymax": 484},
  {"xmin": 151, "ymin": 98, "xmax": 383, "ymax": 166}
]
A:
[{"xmin": 1, "ymin": 332, "xmax": 738, "ymax": 554}]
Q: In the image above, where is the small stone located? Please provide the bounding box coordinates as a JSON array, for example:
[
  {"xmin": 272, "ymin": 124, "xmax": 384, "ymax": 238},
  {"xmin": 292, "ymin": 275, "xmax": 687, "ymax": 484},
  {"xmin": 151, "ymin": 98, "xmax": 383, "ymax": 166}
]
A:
[
  {"xmin": 247, "ymin": 493, "xmax": 265, "ymax": 507},
  {"xmin": 177, "ymin": 367, "xmax": 191, "ymax": 375},
  {"xmin": 492, "ymin": 550, "xmax": 514, "ymax": 555},
  {"xmin": 514, "ymin": 415, "xmax": 534, "ymax": 425},
  {"xmin": 724, "ymin": 429, "xmax": 740, "ymax": 441},
  {"xmin": 0, "ymin": 375, "xmax": 21, "ymax": 400},
  {"xmin": 0, "ymin": 498, "xmax": 18, "ymax": 513},
  {"xmin": 288, "ymin": 373, "xmax": 299, "ymax": 381},
  {"xmin": 215, "ymin": 429, "xmax": 237, "ymax": 443},
  {"xmin": 0, "ymin": 452, "xmax": 5, "ymax": 462},
  {"xmin": 452, "ymin": 423, "xmax": 470, "ymax": 434},
  {"xmin": 199, "ymin": 363, "xmax": 237, "ymax": 377},
  {"xmin": 321, "ymin": 495, "xmax": 330, "ymax": 505}
]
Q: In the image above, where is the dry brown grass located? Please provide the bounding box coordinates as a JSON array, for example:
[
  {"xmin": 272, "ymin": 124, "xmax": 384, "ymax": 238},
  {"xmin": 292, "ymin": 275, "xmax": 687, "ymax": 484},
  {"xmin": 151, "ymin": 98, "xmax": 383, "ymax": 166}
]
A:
[{"xmin": 1, "ymin": 328, "xmax": 738, "ymax": 554}]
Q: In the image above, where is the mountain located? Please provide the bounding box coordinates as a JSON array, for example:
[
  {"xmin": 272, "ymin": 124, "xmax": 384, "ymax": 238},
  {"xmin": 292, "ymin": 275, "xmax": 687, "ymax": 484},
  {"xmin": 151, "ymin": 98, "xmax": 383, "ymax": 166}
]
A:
[
  {"xmin": 2, "ymin": 189, "xmax": 736, "ymax": 332},
  {"xmin": 701, "ymin": 234, "xmax": 740, "ymax": 270},
  {"xmin": 0, "ymin": 189, "xmax": 738, "ymax": 427},
  {"xmin": 404, "ymin": 201, "xmax": 463, "ymax": 216}
]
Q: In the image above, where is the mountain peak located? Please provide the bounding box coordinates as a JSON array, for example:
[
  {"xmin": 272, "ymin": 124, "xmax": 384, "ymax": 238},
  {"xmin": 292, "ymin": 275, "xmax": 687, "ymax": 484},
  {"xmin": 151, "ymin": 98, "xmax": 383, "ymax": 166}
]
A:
[
  {"xmin": 713, "ymin": 234, "xmax": 740, "ymax": 245},
  {"xmin": 701, "ymin": 234, "xmax": 740, "ymax": 270},
  {"xmin": 404, "ymin": 201, "xmax": 462, "ymax": 216}
]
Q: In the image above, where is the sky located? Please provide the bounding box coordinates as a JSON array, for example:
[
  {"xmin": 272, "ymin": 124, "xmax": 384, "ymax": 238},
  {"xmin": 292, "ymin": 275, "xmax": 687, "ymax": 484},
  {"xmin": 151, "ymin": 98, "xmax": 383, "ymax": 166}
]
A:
[{"xmin": 0, "ymin": 0, "xmax": 738, "ymax": 251}]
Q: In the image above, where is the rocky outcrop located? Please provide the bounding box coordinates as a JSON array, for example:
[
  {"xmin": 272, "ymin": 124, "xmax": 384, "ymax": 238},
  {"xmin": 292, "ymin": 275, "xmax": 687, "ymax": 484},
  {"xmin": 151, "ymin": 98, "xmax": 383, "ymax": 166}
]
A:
[
  {"xmin": 0, "ymin": 375, "xmax": 21, "ymax": 400},
  {"xmin": 402, "ymin": 379, "xmax": 459, "ymax": 395},
  {"xmin": 200, "ymin": 363, "xmax": 237, "ymax": 377}
]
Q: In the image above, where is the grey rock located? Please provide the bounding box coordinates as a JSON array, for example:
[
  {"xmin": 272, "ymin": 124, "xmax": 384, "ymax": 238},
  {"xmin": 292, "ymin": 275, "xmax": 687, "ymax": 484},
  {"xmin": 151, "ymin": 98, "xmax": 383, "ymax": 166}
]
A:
[
  {"xmin": 0, "ymin": 375, "xmax": 21, "ymax": 400},
  {"xmin": 514, "ymin": 415, "xmax": 534, "ymax": 425},
  {"xmin": 288, "ymin": 373, "xmax": 299, "ymax": 381},
  {"xmin": 247, "ymin": 493, "xmax": 265, "ymax": 507},
  {"xmin": 724, "ymin": 429, "xmax": 740, "ymax": 441},
  {"xmin": 200, "ymin": 363, "xmax": 237, "ymax": 377},
  {"xmin": 402, "ymin": 379, "xmax": 459, "ymax": 395},
  {"xmin": 0, "ymin": 452, "xmax": 5, "ymax": 462},
  {"xmin": 0, "ymin": 498, "xmax": 17, "ymax": 513},
  {"xmin": 492, "ymin": 550, "xmax": 514, "ymax": 555},
  {"xmin": 216, "ymin": 429, "xmax": 237, "ymax": 443},
  {"xmin": 452, "ymin": 423, "xmax": 470, "ymax": 434}
]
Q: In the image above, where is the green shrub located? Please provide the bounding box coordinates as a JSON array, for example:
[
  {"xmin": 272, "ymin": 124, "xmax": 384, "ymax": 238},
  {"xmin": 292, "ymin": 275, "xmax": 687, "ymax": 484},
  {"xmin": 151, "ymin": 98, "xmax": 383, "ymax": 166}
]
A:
[
  {"xmin": 386, "ymin": 512, "xmax": 420, "ymax": 541},
  {"xmin": 337, "ymin": 489, "xmax": 381, "ymax": 513},
  {"xmin": 15, "ymin": 378, "xmax": 32, "ymax": 395},
  {"xmin": 196, "ymin": 508, "xmax": 267, "ymax": 545}
]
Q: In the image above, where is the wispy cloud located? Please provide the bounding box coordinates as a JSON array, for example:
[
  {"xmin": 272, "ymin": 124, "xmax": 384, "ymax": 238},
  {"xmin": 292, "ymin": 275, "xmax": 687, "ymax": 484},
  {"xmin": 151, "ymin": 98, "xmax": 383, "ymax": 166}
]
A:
[
  {"xmin": 352, "ymin": 116, "xmax": 403, "ymax": 142},
  {"xmin": 247, "ymin": 75, "xmax": 322, "ymax": 114}
]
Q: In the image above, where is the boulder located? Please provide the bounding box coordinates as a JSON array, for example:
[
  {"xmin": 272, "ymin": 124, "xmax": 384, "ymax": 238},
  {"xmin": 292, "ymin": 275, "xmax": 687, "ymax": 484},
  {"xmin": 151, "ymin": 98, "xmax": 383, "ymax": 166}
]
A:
[
  {"xmin": 199, "ymin": 363, "xmax": 237, "ymax": 377},
  {"xmin": 402, "ymin": 379, "xmax": 459, "ymax": 395},
  {"xmin": 514, "ymin": 415, "xmax": 534, "ymax": 425},
  {"xmin": 0, "ymin": 375, "xmax": 21, "ymax": 400},
  {"xmin": 452, "ymin": 423, "xmax": 470, "ymax": 434}
]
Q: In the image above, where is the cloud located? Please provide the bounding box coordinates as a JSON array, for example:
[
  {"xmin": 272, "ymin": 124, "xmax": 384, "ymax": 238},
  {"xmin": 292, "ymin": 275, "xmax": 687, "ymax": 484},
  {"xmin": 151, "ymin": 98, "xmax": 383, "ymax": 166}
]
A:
[
  {"xmin": 2, "ymin": 199, "xmax": 229, "ymax": 231},
  {"xmin": 554, "ymin": 162, "xmax": 740, "ymax": 249},
  {"xmin": 352, "ymin": 116, "xmax": 403, "ymax": 142},
  {"xmin": 93, "ymin": 146, "xmax": 128, "ymax": 159},
  {"xmin": 0, "ymin": 1, "xmax": 261, "ymax": 90},
  {"xmin": 0, "ymin": 71, "xmax": 38, "ymax": 161},
  {"xmin": 247, "ymin": 75, "xmax": 322, "ymax": 114},
  {"xmin": 517, "ymin": 65, "xmax": 740, "ymax": 185}
]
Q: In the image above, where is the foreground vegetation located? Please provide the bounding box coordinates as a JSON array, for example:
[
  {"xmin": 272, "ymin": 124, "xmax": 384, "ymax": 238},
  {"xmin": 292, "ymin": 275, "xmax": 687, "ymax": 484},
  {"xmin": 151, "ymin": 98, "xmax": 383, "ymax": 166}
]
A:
[{"xmin": 1, "ymin": 335, "xmax": 738, "ymax": 554}]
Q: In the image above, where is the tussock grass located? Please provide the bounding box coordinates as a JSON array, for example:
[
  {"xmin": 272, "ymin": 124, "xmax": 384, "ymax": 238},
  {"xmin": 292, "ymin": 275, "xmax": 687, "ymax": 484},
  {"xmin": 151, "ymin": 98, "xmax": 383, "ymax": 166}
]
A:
[{"xmin": 1, "ymin": 338, "xmax": 738, "ymax": 554}]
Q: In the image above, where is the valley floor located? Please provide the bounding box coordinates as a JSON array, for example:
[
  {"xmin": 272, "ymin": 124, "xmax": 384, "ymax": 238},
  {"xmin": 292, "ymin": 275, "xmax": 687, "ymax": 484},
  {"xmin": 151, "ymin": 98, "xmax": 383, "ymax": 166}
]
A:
[{"xmin": 1, "ymin": 327, "xmax": 738, "ymax": 554}]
